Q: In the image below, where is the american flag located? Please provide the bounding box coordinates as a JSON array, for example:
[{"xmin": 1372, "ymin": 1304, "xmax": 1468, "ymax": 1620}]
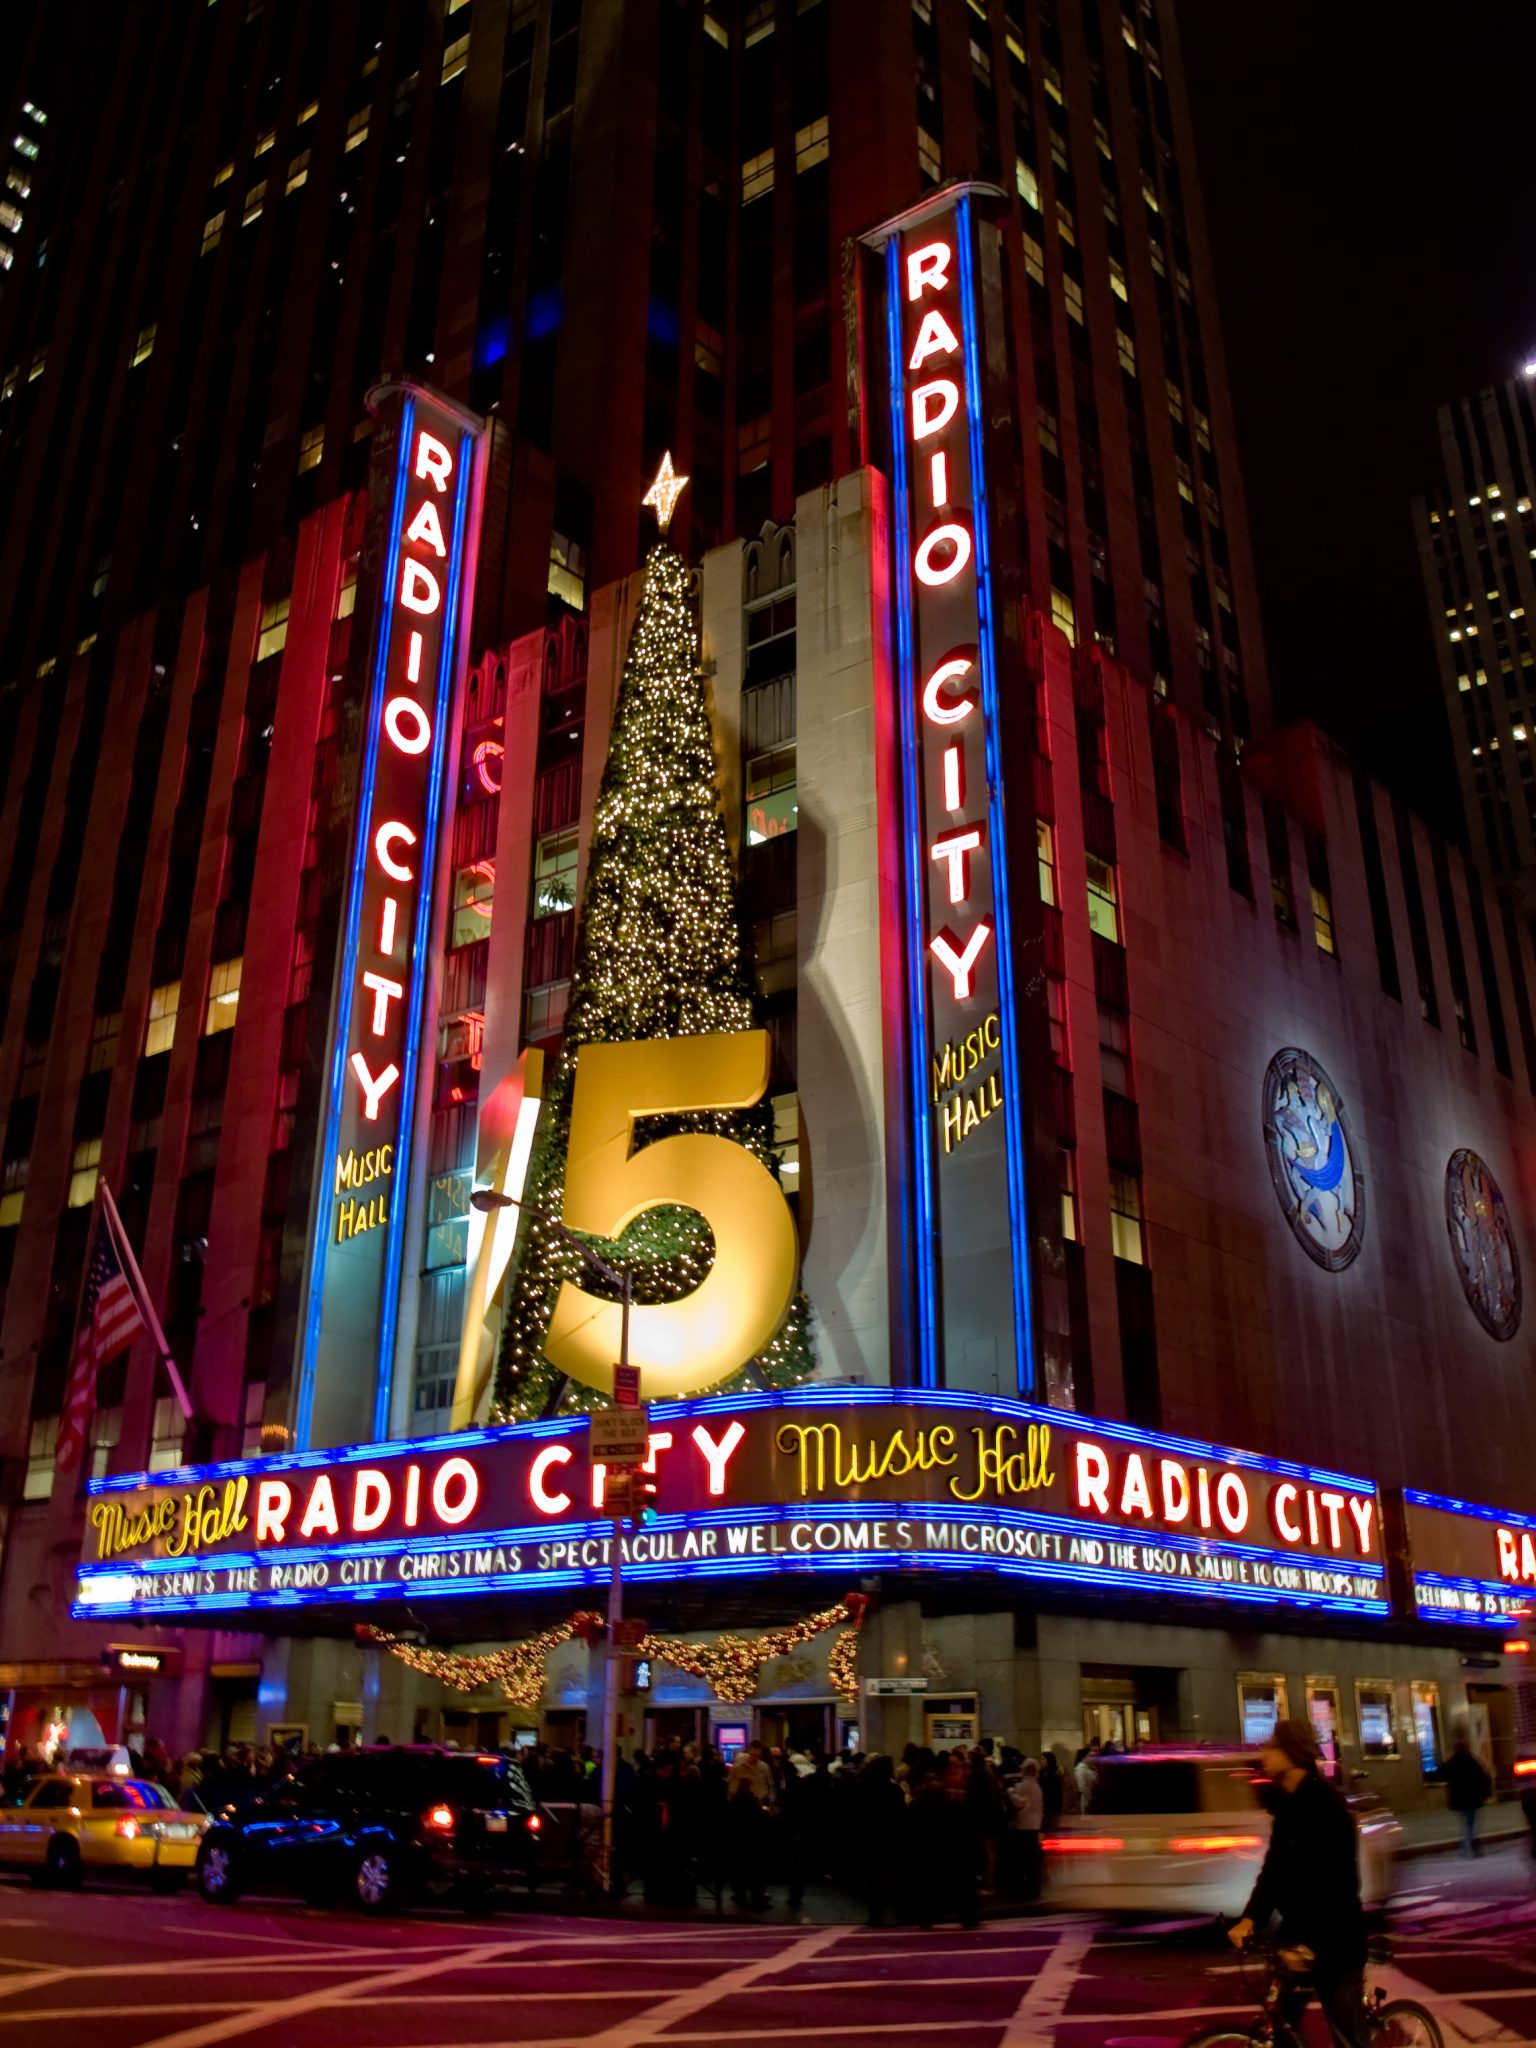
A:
[{"xmin": 56, "ymin": 1205, "xmax": 145, "ymax": 1474}]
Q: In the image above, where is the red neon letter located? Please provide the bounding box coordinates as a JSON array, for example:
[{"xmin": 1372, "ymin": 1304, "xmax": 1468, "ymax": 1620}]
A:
[
  {"xmin": 384, "ymin": 695, "xmax": 432, "ymax": 755},
  {"xmin": 908, "ymin": 308, "xmax": 961, "ymax": 371},
  {"xmin": 431, "ymin": 1457, "xmax": 479, "ymax": 1527},
  {"xmin": 911, "ymin": 379, "xmax": 959, "ymax": 441},
  {"xmin": 922, "ymin": 654, "xmax": 977, "ymax": 726},
  {"xmin": 375, "ymin": 821, "xmax": 417, "ymax": 881},
  {"xmin": 405, "ymin": 497, "xmax": 447, "ymax": 557},
  {"xmin": 299, "ymin": 1474, "xmax": 340, "ymax": 1539},
  {"xmin": 255, "ymin": 1479, "xmax": 291, "ymax": 1544},
  {"xmin": 415, "ymin": 430, "xmax": 453, "ymax": 492},
  {"xmin": 350, "ymin": 1050, "xmax": 401, "ymax": 1121},
  {"xmin": 1216, "ymin": 1472, "xmax": 1250, "ymax": 1535},
  {"xmin": 400, "ymin": 559, "xmax": 441, "ymax": 615},
  {"xmin": 930, "ymin": 825, "xmax": 983, "ymax": 905},
  {"xmin": 1270, "ymin": 1481, "xmax": 1301, "ymax": 1544},
  {"xmin": 1119, "ymin": 1453, "xmax": 1154, "ymax": 1520},
  {"xmin": 691, "ymin": 1419, "xmax": 746, "ymax": 1496},
  {"xmin": 929, "ymin": 450, "xmax": 949, "ymax": 508},
  {"xmin": 379, "ymin": 896, "xmax": 399, "ymax": 953},
  {"xmin": 906, "ymin": 240, "xmax": 952, "ymax": 301},
  {"xmin": 914, "ymin": 522, "xmax": 972, "ymax": 586},
  {"xmin": 362, "ymin": 970, "xmax": 404, "ymax": 1036},
  {"xmin": 474, "ymin": 739, "xmax": 503, "ymax": 794},
  {"xmin": 530, "ymin": 1444, "xmax": 573, "ymax": 1516},
  {"xmin": 1075, "ymin": 1441, "xmax": 1110, "ymax": 1513},
  {"xmin": 353, "ymin": 1470, "xmax": 391, "ymax": 1534},
  {"xmin": 1160, "ymin": 1460, "xmax": 1191, "ymax": 1524},
  {"xmin": 1347, "ymin": 1495, "xmax": 1375, "ymax": 1556},
  {"xmin": 930, "ymin": 921, "xmax": 992, "ymax": 999},
  {"xmin": 942, "ymin": 744, "xmax": 964, "ymax": 812},
  {"xmin": 407, "ymin": 629, "xmax": 423, "ymax": 684}
]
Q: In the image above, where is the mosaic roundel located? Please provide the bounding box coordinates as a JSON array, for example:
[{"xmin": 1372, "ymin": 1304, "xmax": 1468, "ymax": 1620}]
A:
[
  {"xmin": 1444, "ymin": 1148, "xmax": 1521, "ymax": 1341},
  {"xmin": 1262, "ymin": 1047, "xmax": 1364, "ymax": 1272}
]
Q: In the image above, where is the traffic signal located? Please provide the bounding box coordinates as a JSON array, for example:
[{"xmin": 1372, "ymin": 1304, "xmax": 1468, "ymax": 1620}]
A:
[{"xmin": 636, "ymin": 1474, "xmax": 660, "ymax": 1525}]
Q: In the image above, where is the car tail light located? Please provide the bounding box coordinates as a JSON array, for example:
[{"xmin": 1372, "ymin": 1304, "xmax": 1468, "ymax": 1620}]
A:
[
  {"xmin": 526, "ymin": 1812, "xmax": 543, "ymax": 1832},
  {"xmin": 1043, "ymin": 1834, "xmax": 1123, "ymax": 1853},
  {"xmin": 424, "ymin": 1804, "xmax": 455, "ymax": 1831},
  {"xmin": 115, "ymin": 1818, "xmax": 140, "ymax": 1840},
  {"xmin": 1515, "ymin": 1758, "xmax": 1536, "ymax": 1778},
  {"xmin": 1169, "ymin": 1834, "xmax": 1264, "ymax": 1853}
]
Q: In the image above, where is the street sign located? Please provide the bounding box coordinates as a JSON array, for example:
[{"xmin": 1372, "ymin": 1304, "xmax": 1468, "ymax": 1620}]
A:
[
  {"xmin": 863, "ymin": 1677, "xmax": 928, "ymax": 1697},
  {"xmin": 614, "ymin": 1364, "xmax": 642, "ymax": 1408},
  {"xmin": 589, "ymin": 1406, "xmax": 651, "ymax": 1466},
  {"xmin": 612, "ymin": 1618, "xmax": 648, "ymax": 1650}
]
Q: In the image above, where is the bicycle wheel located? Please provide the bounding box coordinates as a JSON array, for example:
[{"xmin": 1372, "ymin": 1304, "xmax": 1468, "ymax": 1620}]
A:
[
  {"xmin": 1372, "ymin": 2000, "xmax": 1444, "ymax": 2048},
  {"xmin": 1181, "ymin": 2032, "xmax": 1265, "ymax": 2048}
]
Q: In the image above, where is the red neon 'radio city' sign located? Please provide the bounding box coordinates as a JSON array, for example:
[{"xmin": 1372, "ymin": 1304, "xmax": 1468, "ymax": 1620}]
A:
[{"xmin": 297, "ymin": 386, "xmax": 486, "ymax": 1451}]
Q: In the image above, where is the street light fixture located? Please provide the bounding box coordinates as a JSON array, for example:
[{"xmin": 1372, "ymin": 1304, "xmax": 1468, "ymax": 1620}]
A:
[{"xmin": 470, "ymin": 1185, "xmax": 632, "ymax": 1900}]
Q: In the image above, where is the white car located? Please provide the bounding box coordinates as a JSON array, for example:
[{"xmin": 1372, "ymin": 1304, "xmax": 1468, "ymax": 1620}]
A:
[{"xmin": 1043, "ymin": 1749, "xmax": 1400, "ymax": 1919}]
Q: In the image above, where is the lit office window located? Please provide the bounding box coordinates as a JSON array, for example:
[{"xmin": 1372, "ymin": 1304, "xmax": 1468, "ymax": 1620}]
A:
[
  {"xmin": 144, "ymin": 980, "xmax": 180, "ymax": 1057},
  {"xmin": 205, "ymin": 957, "xmax": 243, "ymax": 1033},
  {"xmin": 148, "ymin": 1395, "xmax": 185, "ymax": 1474},
  {"xmin": 1086, "ymin": 855, "xmax": 1120, "ymax": 942},
  {"xmin": 1109, "ymin": 1169, "xmax": 1144, "ymax": 1264},
  {"xmin": 22, "ymin": 1416, "xmax": 57, "ymax": 1501},
  {"xmin": 256, "ymin": 596, "xmax": 289, "ymax": 660},
  {"xmin": 67, "ymin": 1137, "xmax": 101, "ymax": 1209}
]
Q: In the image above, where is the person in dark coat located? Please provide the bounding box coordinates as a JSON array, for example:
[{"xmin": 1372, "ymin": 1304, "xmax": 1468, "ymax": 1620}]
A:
[
  {"xmin": 1444, "ymin": 1736, "xmax": 1493, "ymax": 1858},
  {"xmin": 1228, "ymin": 1718, "xmax": 1367, "ymax": 2048},
  {"xmin": 854, "ymin": 1754, "xmax": 908, "ymax": 1926},
  {"xmin": 1038, "ymin": 1751, "xmax": 1065, "ymax": 1829}
]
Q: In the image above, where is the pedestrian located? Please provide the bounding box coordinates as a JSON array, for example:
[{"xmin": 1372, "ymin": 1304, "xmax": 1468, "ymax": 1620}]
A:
[
  {"xmin": 1444, "ymin": 1736, "xmax": 1493, "ymax": 1858},
  {"xmin": 1007, "ymin": 1759, "xmax": 1044, "ymax": 1902},
  {"xmin": 1519, "ymin": 1760, "xmax": 1536, "ymax": 1884},
  {"xmin": 965, "ymin": 1746, "xmax": 1009, "ymax": 1894},
  {"xmin": 726, "ymin": 1739, "xmax": 775, "ymax": 1911},
  {"xmin": 1227, "ymin": 1718, "xmax": 1368, "ymax": 2048},
  {"xmin": 908, "ymin": 1756, "xmax": 980, "ymax": 1929},
  {"xmin": 854, "ymin": 1753, "xmax": 907, "ymax": 1927},
  {"xmin": 1039, "ymin": 1751, "xmax": 1065, "ymax": 1828},
  {"xmin": 1074, "ymin": 1740, "xmax": 1102, "ymax": 1813}
]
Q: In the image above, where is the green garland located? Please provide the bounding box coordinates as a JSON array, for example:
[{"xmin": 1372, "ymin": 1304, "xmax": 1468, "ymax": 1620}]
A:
[{"xmin": 492, "ymin": 536, "xmax": 815, "ymax": 1422}]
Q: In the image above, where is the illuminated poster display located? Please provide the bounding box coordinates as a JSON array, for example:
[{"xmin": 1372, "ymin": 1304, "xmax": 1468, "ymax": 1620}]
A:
[
  {"xmin": 1401, "ymin": 1488, "xmax": 1536, "ymax": 1628},
  {"xmin": 867, "ymin": 184, "xmax": 1038, "ymax": 1398},
  {"xmin": 75, "ymin": 1389, "xmax": 1386, "ymax": 1621},
  {"xmin": 297, "ymin": 386, "xmax": 487, "ymax": 1450}
]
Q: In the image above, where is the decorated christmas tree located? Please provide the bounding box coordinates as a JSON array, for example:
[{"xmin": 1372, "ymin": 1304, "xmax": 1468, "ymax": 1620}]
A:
[{"xmin": 492, "ymin": 459, "xmax": 815, "ymax": 1421}]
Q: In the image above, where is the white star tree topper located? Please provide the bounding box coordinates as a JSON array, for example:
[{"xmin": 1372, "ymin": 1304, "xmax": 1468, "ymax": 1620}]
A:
[{"xmin": 642, "ymin": 451, "xmax": 689, "ymax": 532}]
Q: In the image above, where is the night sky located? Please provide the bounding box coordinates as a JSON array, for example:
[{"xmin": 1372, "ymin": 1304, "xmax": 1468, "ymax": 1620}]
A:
[{"xmin": 1177, "ymin": 2, "xmax": 1536, "ymax": 835}]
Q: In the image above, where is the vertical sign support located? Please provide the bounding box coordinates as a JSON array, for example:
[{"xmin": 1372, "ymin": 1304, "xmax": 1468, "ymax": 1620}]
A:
[
  {"xmin": 864, "ymin": 183, "xmax": 1047, "ymax": 1401},
  {"xmin": 296, "ymin": 384, "xmax": 489, "ymax": 1451}
]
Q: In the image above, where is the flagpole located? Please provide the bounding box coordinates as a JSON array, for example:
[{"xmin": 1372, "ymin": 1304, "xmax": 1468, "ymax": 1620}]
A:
[
  {"xmin": 54, "ymin": 1185, "xmax": 106, "ymax": 1475},
  {"xmin": 99, "ymin": 1178, "xmax": 194, "ymax": 1424}
]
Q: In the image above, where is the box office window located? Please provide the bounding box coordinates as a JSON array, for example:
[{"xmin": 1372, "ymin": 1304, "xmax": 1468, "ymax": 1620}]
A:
[
  {"xmin": 1237, "ymin": 1673, "xmax": 1287, "ymax": 1747},
  {"xmin": 1355, "ymin": 1680, "xmax": 1398, "ymax": 1760},
  {"xmin": 1306, "ymin": 1680, "xmax": 1342, "ymax": 1778},
  {"xmin": 1411, "ymin": 1681, "xmax": 1443, "ymax": 1777}
]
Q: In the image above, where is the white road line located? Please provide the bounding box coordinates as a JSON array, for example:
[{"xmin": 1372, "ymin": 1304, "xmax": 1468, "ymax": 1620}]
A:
[
  {"xmin": 133, "ymin": 1936, "xmax": 524, "ymax": 2048},
  {"xmin": 993, "ymin": 1924, "xmax": 1093, "ymax": 2048},
  {"xmin": 1374, "ymin": 1958, "xmax": 1525, "ymax": 2045},
  {"xmin": 573, "ymin": 1923, "xmax": 844, "ymax": 2048}
]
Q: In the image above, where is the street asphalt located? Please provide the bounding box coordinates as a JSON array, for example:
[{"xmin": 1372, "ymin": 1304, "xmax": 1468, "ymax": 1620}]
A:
[{"xmin": 0, "ymin": 1837, "xmax": 1527, "ymax": 2048}]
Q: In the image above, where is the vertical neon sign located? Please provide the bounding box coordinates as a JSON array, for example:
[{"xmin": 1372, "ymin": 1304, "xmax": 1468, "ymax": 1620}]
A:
[
  {"xmin": 877, "ymin": 187, "xmax": 1034, "ymax": 1399},
  {"xmin": 297, "ymin": 385, "xmax": 487, "ymax": 1451}
]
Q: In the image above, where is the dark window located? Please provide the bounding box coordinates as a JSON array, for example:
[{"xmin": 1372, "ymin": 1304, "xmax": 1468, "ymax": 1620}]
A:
[
  {"xmin": 1351, "ymin": 767, "xmax": 1400, "ymax": 1002},
  {"xmin": 1392, "ymin": 800, "xmax": 1439, "ymax": 1027},
  {"xmin": 1429, "ymin": 839, "xmax": 1475, "ymax": 1052}
]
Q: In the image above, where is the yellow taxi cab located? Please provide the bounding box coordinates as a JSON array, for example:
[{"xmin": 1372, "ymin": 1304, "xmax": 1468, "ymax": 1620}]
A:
[{"xmin": 0, "ymin": 1772, "xmax": 208, "ymax": 1890}]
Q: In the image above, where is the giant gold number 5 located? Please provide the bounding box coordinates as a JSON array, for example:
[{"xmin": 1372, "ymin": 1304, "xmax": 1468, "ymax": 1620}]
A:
[{"xmin": 544, "ymin": 1031, "xmax": 799, "ymax": 1399}]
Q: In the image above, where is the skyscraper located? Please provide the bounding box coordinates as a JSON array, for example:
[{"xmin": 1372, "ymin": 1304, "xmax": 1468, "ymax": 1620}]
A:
[{"xmin": 1413, "ymin": 372, "xmax": 1536, "ymax": 910}]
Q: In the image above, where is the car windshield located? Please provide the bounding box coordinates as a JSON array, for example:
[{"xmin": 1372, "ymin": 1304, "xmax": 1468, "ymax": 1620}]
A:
[
  {"xmin": 1084, "ymin": 1758, "xmax": 1267, "ymax": 1816},
  {"xmin": 92, "ymin": 1780, "xmax": 173, "ymax": 1810}
]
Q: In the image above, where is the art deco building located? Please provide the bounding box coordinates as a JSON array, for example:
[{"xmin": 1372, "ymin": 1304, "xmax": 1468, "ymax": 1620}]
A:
[{"xmin": 0, "ymin": 4, "xmax": 1530, "ymax": 1796}]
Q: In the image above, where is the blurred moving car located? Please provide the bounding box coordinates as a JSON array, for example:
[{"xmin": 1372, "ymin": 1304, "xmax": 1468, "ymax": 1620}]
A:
[
  {"xmin": 1042, "ymin": 1749, "xmax": 1401, "ymax": 1918},
  {"xmin": 0, "ymin": 1772, "xmax": 207, "ymax": 1889},
  {"xmin": 196, "ymin": 1745, "xmax": 545, "ymax": 1914}
]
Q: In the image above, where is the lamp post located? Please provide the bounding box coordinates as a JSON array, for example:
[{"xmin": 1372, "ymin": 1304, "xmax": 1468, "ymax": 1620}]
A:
[{"xmin": 470, "ymin": 1186, "xmax": 632, "ymax": 1900}]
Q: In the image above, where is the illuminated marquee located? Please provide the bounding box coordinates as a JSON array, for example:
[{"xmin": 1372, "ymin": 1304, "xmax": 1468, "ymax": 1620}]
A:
[
  {"xmin": 1401, "ymin": 1487, "xmax": 1536, "ymax": 1629},
  {"xmin": 298, "ymin": 386, "xmax": 487, "ymax": 1450},
  {"xmin": 870, "ymin": 183, "xmax": 1037, "ymax": 1397},
  {"xmin": 75, "ymin": 1390, "xmax": 1387, "ymax": 1621}
]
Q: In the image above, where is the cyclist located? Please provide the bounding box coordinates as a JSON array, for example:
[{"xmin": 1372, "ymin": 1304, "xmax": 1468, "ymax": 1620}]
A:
[{"xmin": 1227, "ymin": 1718, "xmax": 1368, "ymax": 2048}]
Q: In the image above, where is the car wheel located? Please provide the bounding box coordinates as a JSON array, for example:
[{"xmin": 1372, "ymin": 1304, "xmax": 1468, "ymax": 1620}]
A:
[
  {"xmin": 44, "ymin": 1838, "xmax": 82, "ymax": 1891},
  {"xmin": 196, "ymin": 1840, "xmax": 241, "ymax": 1904},
  {"xmin": 354, "ymin": 1847, "xmax": 399, "ymax": 1914}
]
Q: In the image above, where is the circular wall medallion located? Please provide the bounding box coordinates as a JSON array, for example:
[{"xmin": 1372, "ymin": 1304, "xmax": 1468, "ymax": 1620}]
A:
[
  {"xmin": 1444, "ymin": 1148, "xmax": 1521, "ymax": 1341},
  {"xmin": 1262, "ymin": 1047, "xmax": 1364, "ymax": 1271}
]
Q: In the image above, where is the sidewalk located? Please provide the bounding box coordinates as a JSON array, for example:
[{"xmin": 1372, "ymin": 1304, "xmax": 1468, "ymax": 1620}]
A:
[{"xmin": 1394, "ymin": 1798, "xmax": 1526, "ymax": 1858}]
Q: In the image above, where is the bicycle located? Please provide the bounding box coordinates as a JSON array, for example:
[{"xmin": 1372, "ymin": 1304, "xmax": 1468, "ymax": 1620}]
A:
[{"xmin": 1184, "ymin": 1935, "xmax": 1443, "ymax": 2048}]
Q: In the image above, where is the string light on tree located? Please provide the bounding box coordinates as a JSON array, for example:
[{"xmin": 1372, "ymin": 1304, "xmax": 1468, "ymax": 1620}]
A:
[{"xmin": 493, "ymin": 464, "xmax": 815, "ymax": 1422}]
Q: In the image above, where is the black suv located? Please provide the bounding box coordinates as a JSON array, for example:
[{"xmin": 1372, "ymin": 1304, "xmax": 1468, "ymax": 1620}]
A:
[{"xmin": 195, "ymin": 1747, "xmax": 543, "ymax": 1913}]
